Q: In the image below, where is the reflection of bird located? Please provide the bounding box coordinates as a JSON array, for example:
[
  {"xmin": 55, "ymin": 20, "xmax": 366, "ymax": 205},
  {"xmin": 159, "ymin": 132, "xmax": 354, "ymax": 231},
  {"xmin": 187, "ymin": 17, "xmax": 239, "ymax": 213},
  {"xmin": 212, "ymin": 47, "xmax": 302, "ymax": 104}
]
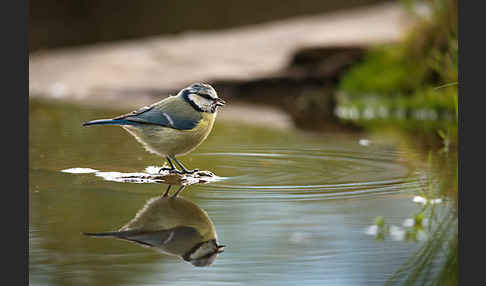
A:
[
  {"xmin": 83, "ymin": 83, "xmax": 225, "ymax": 174},
  {"xmin": 84, "ymin": 185, "xmax": 225, "ymax": 267}
]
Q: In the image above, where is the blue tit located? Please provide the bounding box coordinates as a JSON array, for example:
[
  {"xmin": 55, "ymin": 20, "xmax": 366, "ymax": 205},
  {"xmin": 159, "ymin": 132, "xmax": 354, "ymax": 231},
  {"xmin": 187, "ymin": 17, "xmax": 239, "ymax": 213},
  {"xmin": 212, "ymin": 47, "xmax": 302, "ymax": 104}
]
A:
[
  {"xmin": 84, "ymin": 185, "xmax": 225, "ymax": 267},
  {"xmin": 83, "ymin": 83, "xmax": 225, "ymax": 174}
]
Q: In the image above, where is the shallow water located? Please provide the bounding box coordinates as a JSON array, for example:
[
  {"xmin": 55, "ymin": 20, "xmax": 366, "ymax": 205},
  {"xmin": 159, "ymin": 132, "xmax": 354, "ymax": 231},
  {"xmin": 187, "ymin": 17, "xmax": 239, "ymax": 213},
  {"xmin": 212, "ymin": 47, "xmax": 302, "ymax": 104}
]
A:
[{"xmin": 29, "ymin": 99, "xmax": 455, "ymax": 286}]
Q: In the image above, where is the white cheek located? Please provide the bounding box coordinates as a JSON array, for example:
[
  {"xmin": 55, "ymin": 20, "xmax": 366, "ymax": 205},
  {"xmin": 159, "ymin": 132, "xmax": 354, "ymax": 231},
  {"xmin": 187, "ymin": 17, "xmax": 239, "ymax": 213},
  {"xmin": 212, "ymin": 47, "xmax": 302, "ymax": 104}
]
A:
[
  {"xmin": 189, "ymin": 94, "xmax": 213, "ymax": 111},
  {"xmin": 190, "ymin": 243, "xmax": 213, "ymax": 260}
]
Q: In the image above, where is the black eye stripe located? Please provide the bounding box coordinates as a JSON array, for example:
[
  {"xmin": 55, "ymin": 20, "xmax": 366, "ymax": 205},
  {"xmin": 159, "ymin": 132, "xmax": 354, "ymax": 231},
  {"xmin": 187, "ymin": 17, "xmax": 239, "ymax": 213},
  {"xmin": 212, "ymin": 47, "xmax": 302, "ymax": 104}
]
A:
[{"xmin": 197, "ymin": 93, "xmax": 215, "ymax": 100}]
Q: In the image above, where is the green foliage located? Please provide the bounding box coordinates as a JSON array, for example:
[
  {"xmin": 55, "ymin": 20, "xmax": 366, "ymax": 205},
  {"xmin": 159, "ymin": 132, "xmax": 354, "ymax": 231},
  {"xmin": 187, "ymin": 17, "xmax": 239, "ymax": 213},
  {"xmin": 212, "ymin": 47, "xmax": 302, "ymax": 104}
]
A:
[
  {"xmin": 381, "ymin": 149, "xmax": 458, "ymax": 286},
  {"xmin": 339, "ymin": 46, "xmax": 429, "ymax": 95},
  {"xmin": 374, "ymin": 216, "xmax": 385, "ymax": 227},
  {"xmin": 408, "ymin": 86, "xmax": 457, "ymax": 110},
  {"xmin": 337, "ymin": 0, "xmax": 458, "ymax": 126}
]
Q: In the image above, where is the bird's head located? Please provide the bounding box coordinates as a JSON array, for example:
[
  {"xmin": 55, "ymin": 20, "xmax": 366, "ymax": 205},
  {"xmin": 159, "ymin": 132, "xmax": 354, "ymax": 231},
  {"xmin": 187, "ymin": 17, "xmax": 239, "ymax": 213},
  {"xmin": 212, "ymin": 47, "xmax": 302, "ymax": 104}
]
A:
[
  {"xmin": 180, "ymin": 83, "xmax": 226, "ymax": 113},
  {"xmin": 182, "ymin": 239, "xmax": 225, "ymax": 267}
]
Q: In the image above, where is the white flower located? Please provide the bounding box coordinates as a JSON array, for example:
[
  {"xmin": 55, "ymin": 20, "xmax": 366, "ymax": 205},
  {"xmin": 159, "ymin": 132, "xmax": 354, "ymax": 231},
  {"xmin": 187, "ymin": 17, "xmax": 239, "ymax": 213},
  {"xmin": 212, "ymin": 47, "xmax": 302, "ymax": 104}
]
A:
[
  {"xmin": 412, "ymin": 196, "xmax": 443, "ymax": 205},
  {"xmin": 390, "ymin": 225, "xmax": 406, "ymax": 241},
  {"xmin": 365, "ymin": 225, "xmax": 379, "ymax": 236},
  {"xmin": 413, "ymin": 196, "xmax": 428, "ymax": 204},
  {"xmin": 403, "ymin": 218, "xmax": 415, "ymax": 227}
]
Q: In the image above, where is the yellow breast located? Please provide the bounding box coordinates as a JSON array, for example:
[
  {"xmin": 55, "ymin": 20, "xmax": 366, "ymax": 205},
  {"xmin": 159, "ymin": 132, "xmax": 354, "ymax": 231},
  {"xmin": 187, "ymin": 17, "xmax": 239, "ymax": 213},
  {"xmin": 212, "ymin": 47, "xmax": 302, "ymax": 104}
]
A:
[{"xmin": 122, "ymin": 111, "xmax": 217, "ymax": 157}]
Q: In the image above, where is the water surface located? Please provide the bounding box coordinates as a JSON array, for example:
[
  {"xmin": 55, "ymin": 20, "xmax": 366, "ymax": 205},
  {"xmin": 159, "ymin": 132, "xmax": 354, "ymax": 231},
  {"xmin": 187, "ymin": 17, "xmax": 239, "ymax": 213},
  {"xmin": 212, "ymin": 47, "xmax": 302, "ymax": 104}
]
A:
[{"xmin": 29, "ymin": 99, "xmax": 454, "ymax": 285}]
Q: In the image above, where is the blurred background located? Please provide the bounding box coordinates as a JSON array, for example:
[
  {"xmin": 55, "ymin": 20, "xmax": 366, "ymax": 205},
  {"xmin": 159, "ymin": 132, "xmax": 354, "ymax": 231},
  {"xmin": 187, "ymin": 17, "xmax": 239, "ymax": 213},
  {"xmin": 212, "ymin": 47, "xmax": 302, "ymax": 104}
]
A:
[
  {"xmin": 30, "ymin": 0, "xmax": 389, "ymax": 52},
  {"xmin": 29, "ymin": 0, "xmax": 458, "ymax": 285}
]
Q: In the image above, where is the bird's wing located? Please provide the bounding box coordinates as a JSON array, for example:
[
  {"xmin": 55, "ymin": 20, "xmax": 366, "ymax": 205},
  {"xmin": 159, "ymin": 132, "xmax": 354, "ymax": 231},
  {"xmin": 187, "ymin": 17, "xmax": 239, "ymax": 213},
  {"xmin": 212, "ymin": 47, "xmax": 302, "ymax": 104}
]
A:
[
  {"xmin": 113, "ymin": 97, "xmax": 202, "ymax": 130},
  {"xmin": 113, "ymin": 105, "xmax": 154, "ymax": 120},
  {"xmin": 89, "ymin": 226, "xmax": 198, "ymax": 247},
  {"xmin": 124, "ymin": 226, "xmax": 200, "ymax": 246}
]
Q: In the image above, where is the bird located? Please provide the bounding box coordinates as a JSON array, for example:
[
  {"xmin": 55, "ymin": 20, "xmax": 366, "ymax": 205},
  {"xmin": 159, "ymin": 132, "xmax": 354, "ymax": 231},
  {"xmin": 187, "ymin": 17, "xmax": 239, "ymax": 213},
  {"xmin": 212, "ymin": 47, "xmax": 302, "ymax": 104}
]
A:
[
  {"xmin": 82, "ymin": 83, "xmax": 225, "ymax": 174},
  {"xmin": 83, "ymin": 185, "xmax": 225, "ymax": 267}
]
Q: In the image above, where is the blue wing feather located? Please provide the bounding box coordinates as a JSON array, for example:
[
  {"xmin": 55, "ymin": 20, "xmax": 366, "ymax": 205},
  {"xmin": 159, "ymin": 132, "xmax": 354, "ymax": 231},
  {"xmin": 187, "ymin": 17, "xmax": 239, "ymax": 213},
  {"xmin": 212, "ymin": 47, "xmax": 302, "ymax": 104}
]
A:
[
  {"xmin": 83, "ymin": 119, "xmax": 140, "ymax": 126},
  {"xmin": 83, "ymin": 96, "xmax": 201, "ymax": 130},
  {"xmin": 113, "ymin": 97, "xmax": 201, "ymax": 130}
]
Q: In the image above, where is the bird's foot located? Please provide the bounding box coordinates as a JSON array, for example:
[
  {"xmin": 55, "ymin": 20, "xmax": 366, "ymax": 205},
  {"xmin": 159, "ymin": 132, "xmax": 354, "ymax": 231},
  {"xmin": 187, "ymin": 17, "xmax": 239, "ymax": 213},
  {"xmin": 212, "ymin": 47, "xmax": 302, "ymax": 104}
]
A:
[{"xmin": 159, "ymin": 166, "xmax": 199, "ymax": 175}]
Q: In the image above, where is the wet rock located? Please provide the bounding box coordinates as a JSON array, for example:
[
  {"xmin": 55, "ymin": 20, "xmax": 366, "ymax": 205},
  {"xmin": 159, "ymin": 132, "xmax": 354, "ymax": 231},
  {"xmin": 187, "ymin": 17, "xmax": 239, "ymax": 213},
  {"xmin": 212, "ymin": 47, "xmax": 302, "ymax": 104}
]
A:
[
  {"xmin": 92, "ymin": 167, "xmax": 222, "ymax": 185},
  {"xmin": 286, "ymin": 46, "xmax": 367, "ymax": 80}
]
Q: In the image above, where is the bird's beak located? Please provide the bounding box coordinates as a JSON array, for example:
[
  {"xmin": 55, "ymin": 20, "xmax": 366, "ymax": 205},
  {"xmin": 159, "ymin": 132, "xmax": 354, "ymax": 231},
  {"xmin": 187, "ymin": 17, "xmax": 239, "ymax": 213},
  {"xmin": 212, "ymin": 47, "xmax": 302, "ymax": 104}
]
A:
[
  {"xmin": 215, "ymin": 98, "xmax": 226, "ymax": 107},
  {"xmin": 217, "ymin": 245, "xmax": 225, "ymax": 253}
]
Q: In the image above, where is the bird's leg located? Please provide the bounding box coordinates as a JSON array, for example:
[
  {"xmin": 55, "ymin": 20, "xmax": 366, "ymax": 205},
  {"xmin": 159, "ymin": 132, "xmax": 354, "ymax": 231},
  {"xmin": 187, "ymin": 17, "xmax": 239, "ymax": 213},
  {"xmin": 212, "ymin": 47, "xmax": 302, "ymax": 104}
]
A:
[
  {"xmin": 172, "ymin": 157, "xmax": 199, "ymax": 174},
  {"xmin": 159, "ymin": 157, "xmax": 178, "ymax": 173},
  {"xmin": 171, "ymin": 185, "xmax": 186, "ymax": 198},
  {"xmin": 162, "ymin": 184, "xmax": 172, "ymax": 197}
]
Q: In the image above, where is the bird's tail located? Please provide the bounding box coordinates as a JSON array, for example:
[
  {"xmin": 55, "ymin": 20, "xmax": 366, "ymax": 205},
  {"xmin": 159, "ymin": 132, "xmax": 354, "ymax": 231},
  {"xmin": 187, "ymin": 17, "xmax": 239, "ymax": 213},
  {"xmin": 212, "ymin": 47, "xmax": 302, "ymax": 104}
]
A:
[
  {"xmin": 82, "ymin": 119, "xmax": 138, "ymax": 126},
  {"xmin": 82, "ymin": 231, "xmax": 122, "ymax": 237},
  {"xmin": 83, "ymin": 229, "xmax": 142, "ymax": 238}
]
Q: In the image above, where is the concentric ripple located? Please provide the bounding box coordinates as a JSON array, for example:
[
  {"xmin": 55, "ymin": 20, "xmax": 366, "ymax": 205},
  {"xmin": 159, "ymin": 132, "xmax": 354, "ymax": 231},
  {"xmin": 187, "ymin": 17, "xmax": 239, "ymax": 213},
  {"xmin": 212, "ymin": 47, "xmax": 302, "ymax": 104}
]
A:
[{"xmin": 192, "ymin": 143, "xmax": 424, "ymax": 201}]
